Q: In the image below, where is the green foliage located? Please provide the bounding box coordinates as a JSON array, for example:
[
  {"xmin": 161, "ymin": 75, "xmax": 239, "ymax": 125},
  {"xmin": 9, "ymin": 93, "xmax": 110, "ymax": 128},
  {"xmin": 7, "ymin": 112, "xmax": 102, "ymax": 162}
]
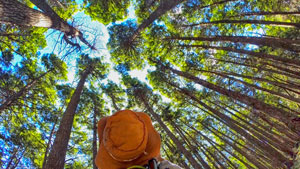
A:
[{"xmin": 84, "ymin": 0, "xmax": 130, "ymax": 24}]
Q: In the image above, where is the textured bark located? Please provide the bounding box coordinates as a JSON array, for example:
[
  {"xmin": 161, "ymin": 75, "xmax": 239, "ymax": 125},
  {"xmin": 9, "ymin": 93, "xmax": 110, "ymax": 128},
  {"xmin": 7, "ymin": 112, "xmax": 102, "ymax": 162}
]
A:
[
  {"xmin": 0, "ymin": 0, "xmax": 73, "ymax": 33},
  {"xmin": 183, "ymin": 20, "xmax": 300, "ymax": 28},
  {"xmin": 138, "ymin": 93, "xmax": 202, "ymax": 169},
  {"xmin": 0, "ymin": 0, "xmax": 53, "ymax": 27},
  {"xmin": 29, "ymin": 0, "xmax": 76, "ymax": 34},
  {"xmin": 0, "ymin": 0, "xmax": 94, "ymax": 49},
  {"xmin": 168, "ymin": 36, "xmax": 300, "ymax": 52},
  {"xmin": 45, "ymin": 67, "xmax": 92, "ymax": 169}
]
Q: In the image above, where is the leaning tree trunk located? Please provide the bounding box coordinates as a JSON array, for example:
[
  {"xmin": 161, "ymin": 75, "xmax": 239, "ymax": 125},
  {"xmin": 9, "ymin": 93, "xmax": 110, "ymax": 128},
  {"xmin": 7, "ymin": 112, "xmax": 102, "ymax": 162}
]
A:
[
  {"xmin": 171, "ymin": 84, "xmax": 288, "ymax": 164},
  {"xmin": 44, "ymin": 66, "xmax": 92, "ymax": 169},
  {"xmin": 183, "ymin": 20, "xmax": 300, "ymax": 28},
  {"xmin": 92, "ymin": 99, "xmax": 99, "ymax": 169},
  {"xmin": 0, "ymin": 0, "xmax": 71, "ymax": 33},
  {"xmin": 42, "ymin": 121, "xmax": 57, "ymax": 169},
  {"xmin": 128, "ymin": 0, "xmax": 184, "ymax": 43},
  {"xmin": 160, "ymin": 63, "xmax": 298, "ymax": 132},
  {"xmin": 0, "ymin": 70, "xmax": 52, "ymax": 112},
  {"xmin": 179, "ymin": 44, "xmax": 300, "ymax": 67},
  {"xmin": 168, "ymin": 36, "xmax": 300, "ymax": 52},
  {"xmin": 137, "ymin": 92, "xmax": 202, "ymax": 169},
  {"xmin": 0, "ymin": 0, "xmax": 94, "ymax": 49},
  {"xmin": 230, "ymin": 11, "xmax": 300, "ymax": 17}
]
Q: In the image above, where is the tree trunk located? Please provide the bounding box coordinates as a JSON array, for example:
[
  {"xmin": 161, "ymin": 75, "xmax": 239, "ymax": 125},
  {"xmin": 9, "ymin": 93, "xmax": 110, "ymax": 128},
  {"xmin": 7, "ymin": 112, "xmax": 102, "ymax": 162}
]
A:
[
  {"xmin": 206, "ymin": 71, "xmax": 300, "ymax": 103},
  {"xmin": 28, "ymin": 0, "xmax": 78, "ymax": 35},
  {"xmin": 168, "ymin": 81, "xmax": 289, "ymax": 163},
  {"xmin": 108, "ymin": 93, "xmax": 120, "ymax": 111},
  {"xmin": 168, "ymin": 36, "xmax": 300, "ymax": 52},
  {"xmin": 0, "ymin": 70, "xmax": 52, "ymax": 112},
  {"xmin": 42, "ymin": 121, "xmax": 57, "ymax": 169},
  {"xmin": 0, "ymin": 0, "xmax": 70, "ymax": 32},
  {"xmin": 11, "ymin": 149, "xmax": 26, "ymax": 169},
  {"xmin": 180, "ymin": 44, "xmax": 300, "ymax": 67},
  {"xmin": 171, "ymin": 122, "xmax": 211, "ymax": 169},
  {"xmin": 92, "ymin": 100, "xmax": 98, "ymax": 169},
  {"xmin": 208, "ymin": 100, "xmax": 294, "ymax": 155},
  {"xmin": 128, "ymin": 0, "xmax": 184, "ymax": 43},
  {"xmin": 194, "ymin": 0, "xmax": 235, "ymax": 10},
  {"xmin": 192, "ymin": 68, "xmax": 300, "ymax": 93},
  {"xmin": 211, "ymin": 57, "xmax": 300, "ymax": 81},
  {"xmin": 188, "ymin": 122, "xmax": 263, "ymax": 169},
  {"xmin": 231, "ymin": 11, "xmax": 300, "ymax": 17},
  {"xmin": 44, "ymin": 66, "xmax": 92, "ymax": 169},
  {"xmin": 137, "ymin": 93, "xmax": 202, "ymax": 169},
  {"xmin": 183, "ymin": 20, "xmax": 300, "ymax": 28},
  {"xmin": 160, "ymin": 63, "xmax": 298, "ymax": 132}
]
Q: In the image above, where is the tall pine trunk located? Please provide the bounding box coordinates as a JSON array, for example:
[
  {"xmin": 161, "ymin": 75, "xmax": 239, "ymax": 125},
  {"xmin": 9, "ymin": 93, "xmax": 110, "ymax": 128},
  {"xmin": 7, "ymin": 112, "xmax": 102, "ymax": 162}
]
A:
[
  {"xmin": 92, "ymin": 99, "xmax": 98, "ymax": 169},
  {"xmin": 183, "ymin": 20, "xmax": 300, "ymax": 28},
  {"xmin": 128, "ymin": 0, "xmax": 184, "ymax": 43},
  {"xmin": 137, "ymin": 91, "xmax": 202, "ymax": 169},
  {"xmin": 42, "ymin": 121, "xmax": 57, "ymax": 169},
  {"xmin": 180, "ymin": 44, "xmax": 300, "ymax": 67},
  {"xmin": 44, "ymin": 66, "xmax": 92, "ymax": 169},
  {"xmin": 168, "ymin": 36, "xmax": 300, "ymax": 52},
  {"xmin": 160, "ymin": 63, "xmax": 298, "ymax": 132},
  {"xmin": 0, "ymin": 0, "xmax": 71, "ymax": 33}
]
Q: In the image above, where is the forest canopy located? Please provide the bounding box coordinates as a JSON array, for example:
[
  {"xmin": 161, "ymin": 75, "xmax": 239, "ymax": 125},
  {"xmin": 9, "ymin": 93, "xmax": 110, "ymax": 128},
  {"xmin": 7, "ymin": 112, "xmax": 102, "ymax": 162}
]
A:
[{"xmin": 0, "ymin": 0, "xmax": 300, "ymax": 168}]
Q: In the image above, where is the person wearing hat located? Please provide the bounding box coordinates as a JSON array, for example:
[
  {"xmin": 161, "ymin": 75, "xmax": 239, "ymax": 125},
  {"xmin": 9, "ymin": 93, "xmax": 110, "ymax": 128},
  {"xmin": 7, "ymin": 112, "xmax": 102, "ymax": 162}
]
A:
[{"xmin": 95, "ymin": 110, "xmax": 182, "ymax": 169}]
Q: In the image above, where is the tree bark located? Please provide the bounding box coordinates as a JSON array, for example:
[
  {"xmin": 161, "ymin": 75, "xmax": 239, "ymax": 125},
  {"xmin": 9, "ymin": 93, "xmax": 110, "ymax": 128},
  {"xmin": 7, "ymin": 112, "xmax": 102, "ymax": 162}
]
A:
[
  {"xmin": 205, "ymin": 70, "xmax": 300, "ymax": 104},
  {"xmin": 92, "ymin": 100, "xmax": 98, "ymax": 169},
  {"xmin": 185, "ymin": 121, "xmax": 264, "ymax": 169},
  {"xmin": 128, "ymin": 0, "xmax": 184, "ymax": 43},
  {"xmin": 168, "ymin": 36, "xmax": 300, "ymax": 52},
  {"xmin": 171, "ymin": 122, "xmax": 211, "ymax": 169},
  {"xmin": 0, "ymin": 0, "xmax": 70, "ymax": 32},
  {"xmin": 42, "ymin": 121, "xmax": 57, "ymax": 169},
  {"xmin": 179, "ymin": 44, "xmax": 300, "ymax": 67},
  {"xmin": 160, "ymin": 63, "xmax": 298, "ymax": 132},
  {"xmin": 231, "ymin": 11, "xmax": 300, "ymax": 17},
  {"xmin": 137, "ymin": 93, "xmax": 202, "ymax": 169},
  {"xmin": 192, "ymin": 68, "xmax": 300, "ymax": 93},
  {"xmin": 44, "ymin": 66, "xmax": 92, "ymax": 169},
  {"xmin": 183, "ymin": 20, "xmax": 300, "ymax": 28}
]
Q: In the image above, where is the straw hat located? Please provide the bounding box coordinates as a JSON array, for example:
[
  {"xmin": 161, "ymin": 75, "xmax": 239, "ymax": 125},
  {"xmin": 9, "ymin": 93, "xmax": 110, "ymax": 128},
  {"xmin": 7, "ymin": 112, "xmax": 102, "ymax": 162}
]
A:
[{"xmin": 95, "ymin": 110, "xmax": 161, "ymax": 169}]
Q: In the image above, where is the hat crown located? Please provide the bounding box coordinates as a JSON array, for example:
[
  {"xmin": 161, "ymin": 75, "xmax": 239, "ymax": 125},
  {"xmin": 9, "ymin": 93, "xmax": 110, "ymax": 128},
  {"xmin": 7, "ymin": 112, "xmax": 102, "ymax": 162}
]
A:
[{"xmin": 104, "ymin": 110, "xmax": 148, "ymax": 161}]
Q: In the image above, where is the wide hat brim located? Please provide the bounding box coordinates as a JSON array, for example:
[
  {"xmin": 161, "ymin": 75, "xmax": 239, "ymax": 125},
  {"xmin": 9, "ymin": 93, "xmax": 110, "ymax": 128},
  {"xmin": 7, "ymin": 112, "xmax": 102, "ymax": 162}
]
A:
[{"xmin": 95, "ymin": 110, "xmax": 161, "ymax": 169}]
